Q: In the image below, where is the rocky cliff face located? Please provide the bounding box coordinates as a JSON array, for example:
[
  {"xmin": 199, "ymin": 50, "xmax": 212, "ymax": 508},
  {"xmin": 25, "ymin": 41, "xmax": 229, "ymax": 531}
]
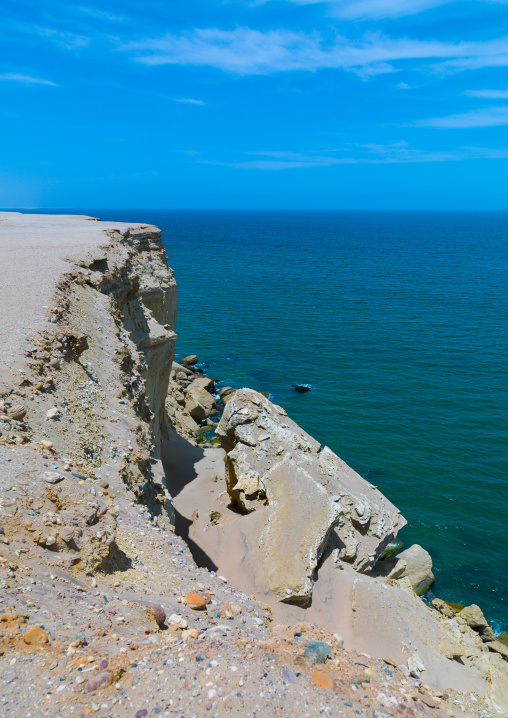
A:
[{"xmin": 74, "ymin": 223, "xmax": 178, "ymax": 455}]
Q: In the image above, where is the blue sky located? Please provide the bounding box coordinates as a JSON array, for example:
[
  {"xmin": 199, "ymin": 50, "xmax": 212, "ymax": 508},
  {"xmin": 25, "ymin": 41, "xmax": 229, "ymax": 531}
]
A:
[{"xmin": 1, "ymin": 0, "xmax": 508, "ymax": 208}]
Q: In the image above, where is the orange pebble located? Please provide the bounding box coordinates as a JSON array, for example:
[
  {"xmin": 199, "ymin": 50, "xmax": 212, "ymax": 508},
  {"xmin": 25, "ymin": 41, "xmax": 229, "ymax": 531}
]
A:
[
  {"xmin": 185, "ymin": 592, "xmax": 207, "ymax": 610},
  {"xmin": 310, "ymin": 671, "xmax": 334, "ymax": 690}
]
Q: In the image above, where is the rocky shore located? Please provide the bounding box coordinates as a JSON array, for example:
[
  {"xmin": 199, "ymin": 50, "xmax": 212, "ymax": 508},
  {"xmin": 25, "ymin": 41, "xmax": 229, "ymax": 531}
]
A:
[{"xmin": 0, "ymin": 212, "xmax": 507, "ymax": 717}]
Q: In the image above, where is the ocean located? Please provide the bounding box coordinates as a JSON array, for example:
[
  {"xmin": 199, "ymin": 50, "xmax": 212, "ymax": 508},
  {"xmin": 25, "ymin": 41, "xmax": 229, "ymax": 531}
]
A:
[{"xmin": 19, "ymin": 209, "xmax": 508, "ymax": 630}]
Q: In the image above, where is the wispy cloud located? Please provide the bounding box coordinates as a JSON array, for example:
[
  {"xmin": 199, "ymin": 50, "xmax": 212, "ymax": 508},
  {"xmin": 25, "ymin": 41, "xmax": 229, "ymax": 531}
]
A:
[
  {"xmin": 0, "ymin": 73, "xmax": 57, "ymax": 86},
  {"xmin": 225, "ymin": 150, "xmax": 357, "ymax": 169},
  {"xmin": 200, "ymin": 143, "xmax": 508, "ymax": 170},
  {"xmin": 466, "ymin": 88, "xmax": 508, "ymax": 99},
  {"xmin": 79, "ymin": 7, "xmax": 124, "ymax": 22},
  {"xmin": 35, "ymin": 26, "xmax": 90, "ymax": 50},
  {"xmin": 258, "ymin": 0, "xmax": 508, "ymax": 21},
  {"xmin": 175, "ymin": 98, "xmax": 205, "ymax": 105},
  {"xmin": 124, "ymin": 27, "xmax": 508, "ymax": 77},
  {"xmin": 415, "ymin": 106, "xmax": 508, "ymax": 128}
]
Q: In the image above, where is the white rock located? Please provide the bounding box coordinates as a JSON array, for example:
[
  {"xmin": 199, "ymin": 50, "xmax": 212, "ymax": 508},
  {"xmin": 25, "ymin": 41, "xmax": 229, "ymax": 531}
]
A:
[
  {"xmin": 42, "ymin": 472, "xmax": 64, "ymax": 484},
  {"xmin": 168, "ymin": 614, "xmax": 188, "ymax": 629},
  {"xmin": 333, "ymin": 633, "xmax": 345, "ymax": 647},
  {"xmin": 407, "ymin": 652, "xmax": 425, "ymax": 678}
]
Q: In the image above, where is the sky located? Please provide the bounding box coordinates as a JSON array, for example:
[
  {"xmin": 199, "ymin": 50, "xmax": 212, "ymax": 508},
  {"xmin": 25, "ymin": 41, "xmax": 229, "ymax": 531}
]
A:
[{"xmin": 1, "ymin": 0, "xmax": 508, "ymax": 209}]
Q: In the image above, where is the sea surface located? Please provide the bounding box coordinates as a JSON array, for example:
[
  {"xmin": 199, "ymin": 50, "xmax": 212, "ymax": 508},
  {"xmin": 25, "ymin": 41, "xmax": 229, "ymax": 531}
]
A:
[{"xmin": 16, "ymin": 209, "xmax": 508, "ymax": 630}]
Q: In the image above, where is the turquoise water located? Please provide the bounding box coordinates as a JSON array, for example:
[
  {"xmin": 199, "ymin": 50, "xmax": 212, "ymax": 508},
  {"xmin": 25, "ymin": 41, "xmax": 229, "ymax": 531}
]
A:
[{"xmin": 18, "ymin": 209, "xmax": 508, "ymax": 629}]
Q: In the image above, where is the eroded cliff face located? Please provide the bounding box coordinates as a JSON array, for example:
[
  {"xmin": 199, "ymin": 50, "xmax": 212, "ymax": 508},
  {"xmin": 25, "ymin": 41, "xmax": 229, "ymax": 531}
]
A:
[{"xmin": 74, "ymin": 223, "xmax": 178, "ymax": 456}]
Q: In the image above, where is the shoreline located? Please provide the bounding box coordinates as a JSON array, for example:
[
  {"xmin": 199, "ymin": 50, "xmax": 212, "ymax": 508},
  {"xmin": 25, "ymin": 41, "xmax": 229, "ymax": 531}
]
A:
[{"xmin": 166, "ymin": 353, "xmax": 508, "ymax": 640}]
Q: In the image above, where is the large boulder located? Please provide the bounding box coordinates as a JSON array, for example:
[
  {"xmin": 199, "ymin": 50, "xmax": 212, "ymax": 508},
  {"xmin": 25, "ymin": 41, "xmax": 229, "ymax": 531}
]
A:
[
  {"xmin": 191, "ymin": 375, "xmax": 216, "ymax": 394},
  {"xmin": 459, "ymin": 604, "xmax": 496, "ymax": 642},
  {"xmin": 180, "ymin": 354, "xmax": 198, "ymax": 366},
  {"xmin": 376, "ymin": 544, "xmax": 435, "ymax": 595},
  {"xmin": 185, "ymin": 383, "xmax": 216, "ymax": 422},
  {"xmin": 216, "ymin": 389, "xmax": 406, "ymax": 604}
]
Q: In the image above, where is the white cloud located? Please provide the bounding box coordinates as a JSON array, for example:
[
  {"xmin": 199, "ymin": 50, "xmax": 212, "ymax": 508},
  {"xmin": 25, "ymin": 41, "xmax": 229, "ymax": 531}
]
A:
[
  {"xmin": 175, "ymin": 98, "xmax": 205, "ymax": 105},
  {"xmin": 258, "ymin": 0, "xmax": 508, "ymax": 21},
  {"xmin": 466, "ymin": 88, "xmax": 508, "ymax": 99},
  {"xmin": 79, "ymin": 7, "xmax": 124, "ymax": 22},
  {"xmin": 200, "ymin": 144, "xmax": 508, "ymax": 170},
  {"xmin": 124, "ymin": 27, "xmax": 508, "ymax": 77},
  {"xmin": 415, "ymin": 106, "xmax": 508, "ymax": 128},
  {"xmin": 0, "ymin": 73, "xmax": 57, "ymax": 86}
]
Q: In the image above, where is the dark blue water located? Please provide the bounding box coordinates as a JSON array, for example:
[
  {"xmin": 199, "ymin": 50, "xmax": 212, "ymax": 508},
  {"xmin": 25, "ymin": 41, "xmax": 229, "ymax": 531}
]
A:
[{"xmin": 14, "ymin": 209, "xmax": 508, "ymax": 630}]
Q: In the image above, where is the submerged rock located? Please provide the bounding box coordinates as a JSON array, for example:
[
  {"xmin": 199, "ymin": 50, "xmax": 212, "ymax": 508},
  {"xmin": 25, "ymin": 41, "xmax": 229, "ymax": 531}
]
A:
[
  {"xmin": 291, "ymin": 384, "xmax": 311, "ymax": 393},
  {"xmin": 216, "ymin": 388, "xmax": 406, "ymax": 604}
]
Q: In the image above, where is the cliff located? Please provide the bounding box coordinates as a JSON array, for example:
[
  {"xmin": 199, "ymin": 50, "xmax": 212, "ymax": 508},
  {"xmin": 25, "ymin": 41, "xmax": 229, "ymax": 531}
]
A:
[{"xmin": 0, "ymin": 212, "xmax": 506, "ymax": 717}]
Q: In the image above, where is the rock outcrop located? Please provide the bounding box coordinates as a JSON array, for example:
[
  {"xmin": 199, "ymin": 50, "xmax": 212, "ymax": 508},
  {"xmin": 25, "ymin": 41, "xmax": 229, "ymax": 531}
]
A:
[{"xmin": 216, "ymin": 388, "xmax": 406, "ymax": 603}]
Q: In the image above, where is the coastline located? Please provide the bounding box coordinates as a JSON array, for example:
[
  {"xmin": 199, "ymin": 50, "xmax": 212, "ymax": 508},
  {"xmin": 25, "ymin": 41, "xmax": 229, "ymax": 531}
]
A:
[{"xmin": 0, "ymin": 211, "xmax": 506, "ymax": 716}]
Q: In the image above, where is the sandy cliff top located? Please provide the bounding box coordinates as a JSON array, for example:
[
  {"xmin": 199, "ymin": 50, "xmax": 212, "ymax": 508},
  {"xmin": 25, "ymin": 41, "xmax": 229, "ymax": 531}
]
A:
[{"xmin": 0, "ymin": 212, "xmax": 153, "ymax": 383}]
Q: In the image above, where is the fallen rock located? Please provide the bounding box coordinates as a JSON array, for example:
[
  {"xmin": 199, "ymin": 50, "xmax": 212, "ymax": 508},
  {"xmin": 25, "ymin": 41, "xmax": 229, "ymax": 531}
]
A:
[
  {"xmin": 487, "ymin": 641, "xmax": 508, "ymax": 661},
  {"xmin": 432, "ymin": 598, "xmax": 456, "ymax": 619},
  {"xmin": 419, "ymin": 691, "xmax": 438, "ymax": 709},
  {"xmin": 23, "ymin": 627, "xmax": 49, "ymax": 645},
  {"xmin": 459, "ymin": 604, "xmax": 490, "ymax": 631},
  {"xmin": 408, "ymin": 652, "xmax": 425, "ymax": 678},
  {"xmin": 216, "ymin": 389, "xmax": 405, "ymax": 603},
  {"xmin": 134, "ymin": 601, "xmax": 166, "ymax": 627},
  {"xmin": 220, "ymin": 602, "xmax": 234, "ymax": 620},
  {"xmin": 458, "ymin": 604, "xmax": 496, "ymax": 642},
  {"xmin": 42, "ymin": 472, "xmax": 64, "ymax": 484},
  {"xmin": 85, "ymin": 671, "xmax": 112, "ymax": 693},
  {"xmin": 168, "ymin": 614, "xmax": 188, "ymax": 629},
  {"xmin": 191, "ymin": 376, "xmax": 216, "ymax": 393},
  {"xmin": 219, "ymin": 386, "xmax": 237, "ymax": 404},
  {"xmin": 8, "ymin": 404, "xmax": 27, "ymax": 420},
  {"xmin": 181, "ymin": 355, "xmax": 198, "ymax": 365},
  {"xmin": 185, "ymin": 384, "xmax": 216, "ymax": 422},
  {"xmin": 59, "ymin": 526, "xmax": 75, "ymax": 543},
  {"xmin": 304, "ymin": 641, "xmax": 331, "ymax": 664},
  {"xmin": 376, "ymin": 544, "xmax": 435, "ymax": 595}
]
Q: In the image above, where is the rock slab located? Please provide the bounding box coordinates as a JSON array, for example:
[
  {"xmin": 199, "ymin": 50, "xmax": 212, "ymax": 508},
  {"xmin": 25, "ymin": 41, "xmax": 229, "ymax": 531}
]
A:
[{"xmin": 216, "ymin": 389, "xmax": 406, "ymax": 604}]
